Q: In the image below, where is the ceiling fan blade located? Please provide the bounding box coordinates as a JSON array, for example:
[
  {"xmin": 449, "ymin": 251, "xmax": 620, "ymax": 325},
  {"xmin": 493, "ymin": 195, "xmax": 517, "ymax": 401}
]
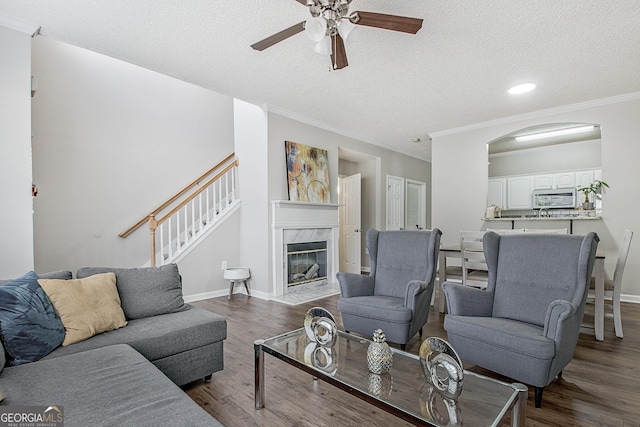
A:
[
  {"xmin": 354, "ymin": 11, "xmax": 423, "ymax": 34},
  {"xmin": 330, "ymin": 34, "xmax": 348, "ymax": 70},
  {"xmin": 251, "ymin": 21, "xmax": 306, "ymax": 51},
  {"xmin": 293, "ymin": 0, "xmax": 308, "ymax": 4}
]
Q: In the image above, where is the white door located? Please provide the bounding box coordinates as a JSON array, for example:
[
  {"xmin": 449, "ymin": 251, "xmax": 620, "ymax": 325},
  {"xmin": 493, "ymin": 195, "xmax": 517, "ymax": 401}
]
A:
[
  {"xmin": 341, "ymin": 174, "xmax": 362, "ymax": 274},
  {"xmin": 406, "ymin": 180, "xmax": 427, "ymax": 230},
  {"xmin": 387, "ymin": 175, "xmax": 405, "ymax": 230}
]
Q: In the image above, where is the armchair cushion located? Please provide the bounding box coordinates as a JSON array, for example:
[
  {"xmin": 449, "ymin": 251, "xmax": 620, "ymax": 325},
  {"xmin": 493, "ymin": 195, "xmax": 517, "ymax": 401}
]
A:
[
  {"xmin": 485, "ymin": 232, "xmax": 591, "ymax": 327},
  {"xmin": 337, "ymin": 296, "xmax": 411, "ymax": 323},
  {"xmin": 444, "ymin": 316, "xmax": 554, "ymax": 359}
]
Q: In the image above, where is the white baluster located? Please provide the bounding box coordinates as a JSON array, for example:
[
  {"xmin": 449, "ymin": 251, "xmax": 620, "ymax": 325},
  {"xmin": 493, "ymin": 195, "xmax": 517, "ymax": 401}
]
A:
[
  {"xmin": 198, "ymin": 193, "xmax": 203, "ymax": 233},
  {"xmin": 159, "ymin": 222, "xmax": 165, "ymax": 265},
  {"xmin": 168, "ymin": 217, "xmax": 173, "ymax": 259},
  {"xmin": 217, "ymin": 179, "xmax": 222, "ymax": 216}
]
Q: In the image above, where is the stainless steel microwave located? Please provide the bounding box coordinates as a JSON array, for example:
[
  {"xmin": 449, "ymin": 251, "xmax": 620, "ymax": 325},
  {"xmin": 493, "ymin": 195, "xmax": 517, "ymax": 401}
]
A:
[{"xmin": 532, "ymin": 189, "xmax": 576, "ymax": 209}]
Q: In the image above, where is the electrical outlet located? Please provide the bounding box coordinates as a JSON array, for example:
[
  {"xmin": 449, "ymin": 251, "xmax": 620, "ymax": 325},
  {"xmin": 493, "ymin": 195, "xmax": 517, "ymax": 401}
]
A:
[{"xmin": 221, "ymin": 260, "xmax": 227, "ymax": 270}]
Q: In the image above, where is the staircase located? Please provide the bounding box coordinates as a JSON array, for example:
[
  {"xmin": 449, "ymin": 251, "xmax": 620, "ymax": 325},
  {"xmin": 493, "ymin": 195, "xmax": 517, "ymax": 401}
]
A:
[{"xmin": 119, "ymin": 153, "xmax": 240, "ymax": 266}]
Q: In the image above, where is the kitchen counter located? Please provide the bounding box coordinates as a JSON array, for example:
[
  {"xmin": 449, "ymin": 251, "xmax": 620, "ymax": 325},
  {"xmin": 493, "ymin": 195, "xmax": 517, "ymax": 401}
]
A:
[
  {"xmin": 485, "ymin": 215, "xmax": 602, "ymax": 221},
  {"xmin": 484, "ymin": 214, "xmax": 601, "ymax": 233}
]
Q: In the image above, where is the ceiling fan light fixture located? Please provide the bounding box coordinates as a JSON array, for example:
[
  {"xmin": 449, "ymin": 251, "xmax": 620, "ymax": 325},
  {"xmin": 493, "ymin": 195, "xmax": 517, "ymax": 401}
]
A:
[
  {"xmin": 305, "ymin": 16, "xmax": 327, "ymax": 42},
  {"xmin": 337, "ymin": 19, "xmax": 355, "ymax": 41},
  {"xmin": 313, "ymin": 37, "xmax": 332, "ymax": 55}
]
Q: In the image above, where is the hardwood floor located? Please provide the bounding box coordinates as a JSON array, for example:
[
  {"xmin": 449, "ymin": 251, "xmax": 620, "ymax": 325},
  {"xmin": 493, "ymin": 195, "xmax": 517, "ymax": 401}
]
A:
[{"xmin": 184, "ymin": 294, "xmax": 640, "ymax": 426}]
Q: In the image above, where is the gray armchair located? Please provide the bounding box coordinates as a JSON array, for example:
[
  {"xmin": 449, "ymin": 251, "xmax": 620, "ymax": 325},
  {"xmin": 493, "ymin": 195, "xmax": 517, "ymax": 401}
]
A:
[
  {"xmin": 337, "ymin": 228, "xmax": 441, "ymax": 350},
  {"xmin": 442, "ymin": 231, "xmax": 599, "ymax": 408}
]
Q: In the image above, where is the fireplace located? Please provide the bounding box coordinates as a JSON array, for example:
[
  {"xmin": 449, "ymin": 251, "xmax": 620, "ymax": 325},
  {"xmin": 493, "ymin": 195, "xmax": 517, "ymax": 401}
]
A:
[
  {"xmin": 271, "ymin": 201, "xmax": 340, "ymax": 298},
  {"xmin": 287, "ymin": 241, "xmax": 328, "ymax": 287}
]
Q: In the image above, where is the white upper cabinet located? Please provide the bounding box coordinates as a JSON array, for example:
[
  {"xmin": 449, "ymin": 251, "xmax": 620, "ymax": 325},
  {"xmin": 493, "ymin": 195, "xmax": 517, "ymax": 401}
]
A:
[
  {"xmin": 488, "ymin": 178, "xmax": 507, "ymax": 209},
  {"xmin": 507, "ymin": 176, "xmax": 534, "ymax": 209},
  {"xmin": 534, "ymin": 174, "xmax": 554, "ymax": 189},
  {"xmin": 575, "ymin": 170, "xmax": 595, "ymax": 189},
  {"xmin": 534, "ymin": 172, "xmax": 575, "ymax": 189},
  {"xmin": 553, "ymin": 172, "xmax": 576, "ymax": 188}
]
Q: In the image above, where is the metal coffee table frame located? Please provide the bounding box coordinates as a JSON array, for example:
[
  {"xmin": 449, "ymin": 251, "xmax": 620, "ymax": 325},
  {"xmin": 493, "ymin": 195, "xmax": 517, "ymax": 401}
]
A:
[{"xmin": 255, "ymin": 328, "xmax": 527, "ymax": 427}]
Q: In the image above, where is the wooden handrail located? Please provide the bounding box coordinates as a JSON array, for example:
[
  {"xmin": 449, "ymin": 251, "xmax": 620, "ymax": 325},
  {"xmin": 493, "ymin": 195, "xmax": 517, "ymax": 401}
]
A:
[
  {"xmin": 119, "ymin": 152, "xmax": 236, "ymax": 238},
  {"xmin": 156, "ymin": 160, "xmax": 238, "ymax": 225}
]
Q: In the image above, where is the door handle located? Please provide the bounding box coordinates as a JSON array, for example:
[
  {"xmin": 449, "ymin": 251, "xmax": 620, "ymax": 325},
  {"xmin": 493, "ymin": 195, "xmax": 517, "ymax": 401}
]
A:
[{"xmin": 354, "ymin": 229, "xmax": 362, "ymax": 233}]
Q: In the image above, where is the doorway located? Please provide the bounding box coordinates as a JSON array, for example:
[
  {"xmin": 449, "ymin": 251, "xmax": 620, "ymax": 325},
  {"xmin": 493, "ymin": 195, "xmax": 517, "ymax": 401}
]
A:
[
  {"xmin": 338, "ymin": 147, "xmax": 380, "ymax": 275},
  {"xmin": 386, "ymin": 175, "xmax": 427, "ymax": 231}
]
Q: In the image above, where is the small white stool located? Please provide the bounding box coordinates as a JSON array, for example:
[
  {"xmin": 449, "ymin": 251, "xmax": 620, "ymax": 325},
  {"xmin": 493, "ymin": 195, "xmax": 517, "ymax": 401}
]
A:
[{"xmin": 224, "ymin": 267, "xmax": 251, "ymax": 300}]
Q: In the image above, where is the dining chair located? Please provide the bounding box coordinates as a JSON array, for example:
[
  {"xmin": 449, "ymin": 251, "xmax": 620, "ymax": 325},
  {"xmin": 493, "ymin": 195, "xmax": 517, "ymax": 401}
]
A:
[
  {"xmin": 459, "ymin": 231, "xmax": 489, "ymax": 289},
  {"xmin": 586, "ymin": 229, "xmax": 633, "ymax": 338}
]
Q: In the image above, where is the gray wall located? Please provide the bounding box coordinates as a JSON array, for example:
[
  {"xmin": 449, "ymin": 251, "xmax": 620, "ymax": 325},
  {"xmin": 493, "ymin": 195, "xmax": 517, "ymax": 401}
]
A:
[{"xmin": 432, "ymin": 94, "xmax": 640, "ymax": 301}]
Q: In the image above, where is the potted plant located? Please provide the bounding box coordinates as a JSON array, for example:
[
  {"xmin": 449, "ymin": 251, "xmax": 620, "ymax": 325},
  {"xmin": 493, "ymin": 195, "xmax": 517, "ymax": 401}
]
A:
[{"xmin": 578, "ymin": 180, "xmax": 609, "ymax": 210}]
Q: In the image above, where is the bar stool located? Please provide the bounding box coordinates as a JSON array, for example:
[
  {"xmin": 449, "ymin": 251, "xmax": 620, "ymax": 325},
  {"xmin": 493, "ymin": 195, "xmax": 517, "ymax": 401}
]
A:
[{"xmin": 224, "ymin": 267, "xmax": 251, "ymax": 300}]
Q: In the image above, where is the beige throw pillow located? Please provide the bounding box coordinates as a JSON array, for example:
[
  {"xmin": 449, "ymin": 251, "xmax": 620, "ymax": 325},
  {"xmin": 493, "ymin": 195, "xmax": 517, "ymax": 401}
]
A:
[{"xmin": 39, "ymin": 273, "xmax": 127, "ymax": 346}]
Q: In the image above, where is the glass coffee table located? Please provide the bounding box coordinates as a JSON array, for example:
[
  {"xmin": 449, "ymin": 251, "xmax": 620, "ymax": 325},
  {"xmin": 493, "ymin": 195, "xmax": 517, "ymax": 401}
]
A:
[{"xmin": 255, "ymin": 328, "xmax": 527, "ymax": 426}]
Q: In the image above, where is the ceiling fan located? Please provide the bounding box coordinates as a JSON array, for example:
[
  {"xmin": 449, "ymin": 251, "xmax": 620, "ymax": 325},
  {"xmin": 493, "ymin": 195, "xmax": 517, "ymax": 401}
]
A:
[{"xmin": 251, "ymin": 0, "xmax": 423, "ymax": 70}]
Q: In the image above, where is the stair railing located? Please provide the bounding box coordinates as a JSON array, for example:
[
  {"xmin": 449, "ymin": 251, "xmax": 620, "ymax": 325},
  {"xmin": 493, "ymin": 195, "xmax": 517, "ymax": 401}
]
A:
[{"xmin": 119, "ymin": 153, "xmax": 239, "ymax": 266}]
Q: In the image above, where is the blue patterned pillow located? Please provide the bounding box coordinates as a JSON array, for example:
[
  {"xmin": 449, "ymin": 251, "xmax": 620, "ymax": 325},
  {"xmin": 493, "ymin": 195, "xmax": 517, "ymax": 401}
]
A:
[{"xmin": 0, "ymin": 271, "xmax": 65, "ymax": 366}]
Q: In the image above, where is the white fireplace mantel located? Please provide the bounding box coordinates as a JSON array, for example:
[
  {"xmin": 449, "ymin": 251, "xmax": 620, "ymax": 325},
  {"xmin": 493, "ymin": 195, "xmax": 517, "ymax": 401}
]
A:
[{"xmin": 271, "ymin": 200, "xmax": 340, "ymax": 298}]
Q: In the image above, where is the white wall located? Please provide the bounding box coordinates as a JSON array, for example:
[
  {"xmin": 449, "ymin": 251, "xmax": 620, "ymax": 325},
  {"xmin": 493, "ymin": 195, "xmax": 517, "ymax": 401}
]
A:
[
  {"xmin": 0, "ymin": 25, "xmax": 34, "ymax": 278},
  {"xmin": 234, "ymin": 99, "xmax": 271, "ymax": 298},
  {"xmin": 432, "ymin": 93, "xmax": 640, "ymax": 300},
  {"xmin": 30, "ymin": 37, "xmax": 235, "ymax": 297}
]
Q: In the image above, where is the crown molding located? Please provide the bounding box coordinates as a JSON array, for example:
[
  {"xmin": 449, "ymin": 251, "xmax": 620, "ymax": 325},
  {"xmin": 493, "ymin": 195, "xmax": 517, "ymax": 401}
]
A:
[
  {"xmin": 0, "ymin": 13, "xmax": 40, "ymax": 37},
  {"xmin": 431, "ymin": 91, "xmax": 640, "ymax": 138},
  {"xmin": 265, "ymin": 104, "xmax": 431, "ymax": 162}
]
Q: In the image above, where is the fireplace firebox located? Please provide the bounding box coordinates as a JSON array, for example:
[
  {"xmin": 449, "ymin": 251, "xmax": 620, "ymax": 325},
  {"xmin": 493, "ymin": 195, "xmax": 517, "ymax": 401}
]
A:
[{"xmin": 286, "ymin": 241, "xmax": 328, "ymax": 287}]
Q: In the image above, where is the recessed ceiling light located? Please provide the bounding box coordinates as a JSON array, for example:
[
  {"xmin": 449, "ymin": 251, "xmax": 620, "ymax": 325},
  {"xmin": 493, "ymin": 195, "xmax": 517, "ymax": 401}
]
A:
[
  {"xmin": 508, "ymin": 83, "xmax": 536, "ymax": 95},
  {"xmin": 412, "ymin": 137, "xmax": 422, "ymax": 143}
]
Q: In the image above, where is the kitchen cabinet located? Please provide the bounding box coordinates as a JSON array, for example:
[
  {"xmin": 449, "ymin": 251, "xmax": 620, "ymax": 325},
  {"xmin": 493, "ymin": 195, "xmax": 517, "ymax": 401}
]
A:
[
  {"xmin": 507, "ymin": 176, "xmax": 534, "ymax": 209},
  {"xmin": 575, "ymin": 170, "xmax": 595, "ymax": 189},
  {"xmin": 488, "ymin": 178, "xmax": 507, "ymax": 208},
  {"xmin": 534, "ymin": 174, "xmax": 553, "ymax": 189},
  {"xmin": 553, "ymin": 172, "xmax": 576, "ymax": 188}
]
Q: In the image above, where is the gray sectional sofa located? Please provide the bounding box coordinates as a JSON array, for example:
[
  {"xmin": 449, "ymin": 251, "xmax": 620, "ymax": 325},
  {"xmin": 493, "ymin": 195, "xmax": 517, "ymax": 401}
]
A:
[{"xmin": 0, "ymin": 264, "xmax": 226, "ymax": 426}]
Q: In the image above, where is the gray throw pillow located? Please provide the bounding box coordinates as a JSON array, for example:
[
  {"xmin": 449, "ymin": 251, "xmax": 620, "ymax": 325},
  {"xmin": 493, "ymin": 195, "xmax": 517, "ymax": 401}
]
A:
[{"xmin": 76, "ymin": 264, "xmax": 187, "ymax": 320}]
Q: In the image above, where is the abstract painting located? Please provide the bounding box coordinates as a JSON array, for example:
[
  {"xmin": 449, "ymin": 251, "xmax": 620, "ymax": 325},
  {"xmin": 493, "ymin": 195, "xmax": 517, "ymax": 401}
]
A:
[{"xmin": 285, "ymin": 141, "xmax": 331, "ymax": 203}]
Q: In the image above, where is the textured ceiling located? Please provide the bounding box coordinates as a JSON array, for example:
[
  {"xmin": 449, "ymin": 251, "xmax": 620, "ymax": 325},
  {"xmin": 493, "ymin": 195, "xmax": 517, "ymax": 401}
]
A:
[{"xmin": 2, "ymin": 0, "xmax": 640, "ymax": 161}]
